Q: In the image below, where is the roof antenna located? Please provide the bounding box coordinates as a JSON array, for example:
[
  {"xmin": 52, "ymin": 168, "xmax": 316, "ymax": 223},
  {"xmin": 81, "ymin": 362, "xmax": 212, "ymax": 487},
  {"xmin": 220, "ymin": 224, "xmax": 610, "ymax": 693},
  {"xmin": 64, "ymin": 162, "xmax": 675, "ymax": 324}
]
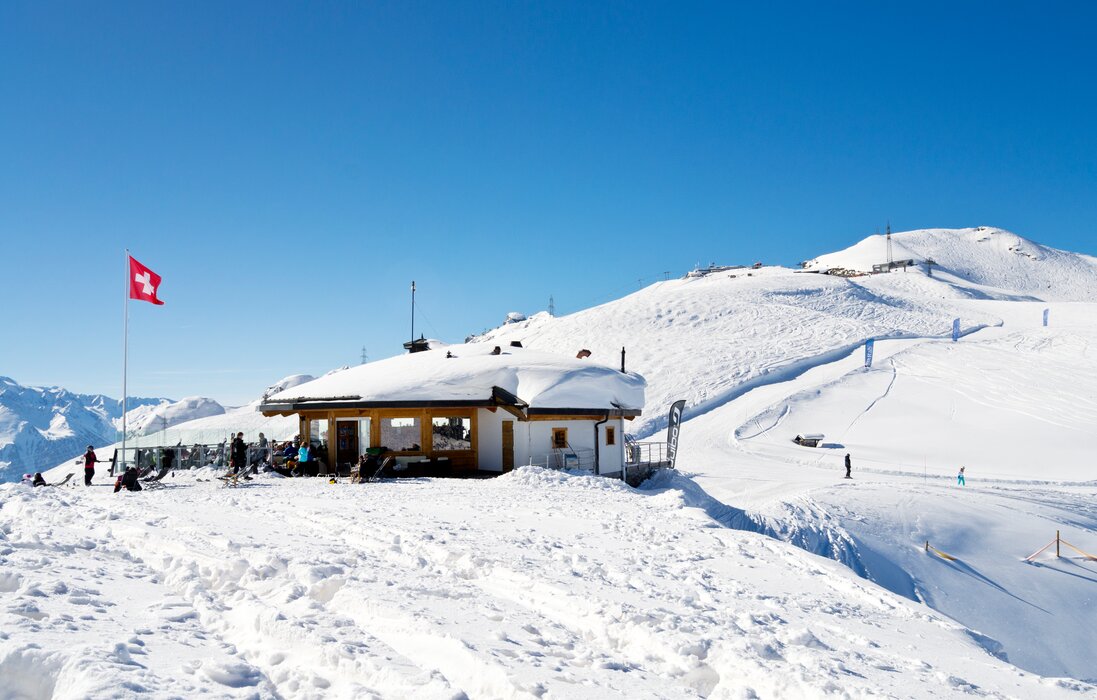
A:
[{"xmin": 410, "ymin": 281, "xmax": 416, "ymax": 344}]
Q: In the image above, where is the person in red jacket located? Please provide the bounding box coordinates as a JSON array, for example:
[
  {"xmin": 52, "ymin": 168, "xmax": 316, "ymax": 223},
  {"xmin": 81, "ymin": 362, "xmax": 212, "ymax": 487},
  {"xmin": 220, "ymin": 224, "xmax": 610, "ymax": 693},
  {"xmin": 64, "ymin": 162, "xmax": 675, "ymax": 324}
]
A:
[{"xmin": 82, "ymin": 445, "xmax": 102, "ymax": 486}]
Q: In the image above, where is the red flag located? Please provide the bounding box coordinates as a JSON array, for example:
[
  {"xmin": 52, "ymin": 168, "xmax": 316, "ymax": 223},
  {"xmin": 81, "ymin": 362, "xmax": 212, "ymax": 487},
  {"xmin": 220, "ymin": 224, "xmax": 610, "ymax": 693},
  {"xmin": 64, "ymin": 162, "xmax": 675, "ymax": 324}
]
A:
[{"xmin": 128, "ymin": 256, "xmax": 165, "ymax": 305}]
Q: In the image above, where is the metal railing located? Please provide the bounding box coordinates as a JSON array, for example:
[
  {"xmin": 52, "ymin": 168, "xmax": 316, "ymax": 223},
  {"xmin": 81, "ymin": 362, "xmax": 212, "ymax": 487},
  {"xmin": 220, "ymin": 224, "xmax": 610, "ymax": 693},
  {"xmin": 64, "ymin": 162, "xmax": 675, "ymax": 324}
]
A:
[
  {"xmin": 529, "ymin": 447, "xmax": 596, "ymax": 472},
  {"xmin": 626, "ymin": 441, "xmax": 669, "ymax": 467},
  {"xmin": 108, "ymin": 443, "xmax": 286, "ymax": 475}
]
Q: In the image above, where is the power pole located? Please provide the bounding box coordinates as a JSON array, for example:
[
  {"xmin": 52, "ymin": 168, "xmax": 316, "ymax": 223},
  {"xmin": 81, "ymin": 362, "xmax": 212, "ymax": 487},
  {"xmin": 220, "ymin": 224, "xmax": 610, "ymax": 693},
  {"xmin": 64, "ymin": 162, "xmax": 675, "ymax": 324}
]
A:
[
  {"xmin": 360, "ymin": 346, "xmax": 368, "ymax": 364},
  {"xmin": 886, "ymin": 221, "xmax": 894, "ymax": 268},
  {"xmin": 548, "ymin": 295, "xmax": 555, "ymax": 317}
]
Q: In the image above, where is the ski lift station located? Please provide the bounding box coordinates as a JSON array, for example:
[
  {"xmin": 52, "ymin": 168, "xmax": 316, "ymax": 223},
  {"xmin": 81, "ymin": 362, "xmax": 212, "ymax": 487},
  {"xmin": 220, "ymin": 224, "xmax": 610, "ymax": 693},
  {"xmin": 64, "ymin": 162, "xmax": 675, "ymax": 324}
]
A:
[{"xmin": 259, "ymin": 342, "xmax": 647, "ymax": 477}]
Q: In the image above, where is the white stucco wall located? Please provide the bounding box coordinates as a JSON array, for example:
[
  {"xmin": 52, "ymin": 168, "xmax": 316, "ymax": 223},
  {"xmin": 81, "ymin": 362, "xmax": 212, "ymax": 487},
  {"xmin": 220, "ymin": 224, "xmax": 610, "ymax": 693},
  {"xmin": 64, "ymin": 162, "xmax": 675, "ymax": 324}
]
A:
[
  {"xmin": 476, "ymin": 408, "xmax": 505, "ymax": 471},
  {"xmin": 477, "ymin": 413, "xmax": 630, "ymax": 474},
  {"xmin": 596, "ymin": 418, "xmax": 626, "ymax": 475}
]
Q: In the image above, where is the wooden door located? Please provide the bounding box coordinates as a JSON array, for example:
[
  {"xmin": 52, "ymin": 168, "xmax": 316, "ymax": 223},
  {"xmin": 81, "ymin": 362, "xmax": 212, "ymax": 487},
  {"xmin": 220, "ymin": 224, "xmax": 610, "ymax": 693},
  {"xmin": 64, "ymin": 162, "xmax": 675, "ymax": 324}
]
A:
[
  {"xmin": 502, "ymin": 421, "xmax": 514, "ymax": 472},
  {"xmin": 336, "ymin": 420, "xmax": 358, "ymax": 469}
]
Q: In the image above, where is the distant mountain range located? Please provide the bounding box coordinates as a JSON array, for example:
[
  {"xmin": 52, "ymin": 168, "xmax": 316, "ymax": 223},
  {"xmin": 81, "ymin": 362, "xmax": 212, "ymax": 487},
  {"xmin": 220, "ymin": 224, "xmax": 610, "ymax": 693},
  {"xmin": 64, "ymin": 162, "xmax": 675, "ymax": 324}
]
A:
[{"xmin": 0, "ymin": 377, "xmax": 225, "ymax": 481}]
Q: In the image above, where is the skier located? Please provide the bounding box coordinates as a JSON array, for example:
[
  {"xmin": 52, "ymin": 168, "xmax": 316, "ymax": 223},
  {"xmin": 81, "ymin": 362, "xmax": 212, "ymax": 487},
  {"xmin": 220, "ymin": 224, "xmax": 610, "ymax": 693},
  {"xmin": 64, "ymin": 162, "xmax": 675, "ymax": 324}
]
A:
[
  {"xmin": 957, "ymin": 466, "xmax": 966, "ymax": 486},
  {"xmin": 844, "ymin": 453, "xmax": 852, "ymax": 479},
  {"xmin": 82, "ymin": 445, "xmax": 103, "ymax": 486}
]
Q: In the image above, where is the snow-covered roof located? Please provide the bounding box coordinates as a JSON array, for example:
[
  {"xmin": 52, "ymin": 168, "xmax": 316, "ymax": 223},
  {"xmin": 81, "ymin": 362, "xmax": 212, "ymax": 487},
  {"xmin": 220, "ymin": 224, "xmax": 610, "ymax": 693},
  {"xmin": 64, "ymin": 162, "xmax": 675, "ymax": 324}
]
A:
[{"xmin": 261, "ymin": 343, "xmax": 645, "ymax": 415}]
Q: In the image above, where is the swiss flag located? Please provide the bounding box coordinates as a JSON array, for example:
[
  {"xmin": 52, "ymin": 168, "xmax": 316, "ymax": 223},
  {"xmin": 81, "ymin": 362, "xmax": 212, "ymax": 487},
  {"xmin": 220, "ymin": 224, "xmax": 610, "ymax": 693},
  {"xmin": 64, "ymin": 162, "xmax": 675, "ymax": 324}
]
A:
[{"xmin": 128, "ymin": 256, "xmax": 165, "ymax": 305}]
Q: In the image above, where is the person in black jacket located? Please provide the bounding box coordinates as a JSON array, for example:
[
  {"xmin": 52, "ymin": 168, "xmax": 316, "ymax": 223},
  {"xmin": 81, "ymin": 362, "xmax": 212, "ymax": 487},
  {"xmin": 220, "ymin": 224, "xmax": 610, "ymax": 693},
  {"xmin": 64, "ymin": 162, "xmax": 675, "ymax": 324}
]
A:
[
  {"xmin": 231, "ymin": 432, "xmax": 248, "ymax": 475},
  {"xmin": 844, "ymin": 453, "xmax": 852, "ymax": 479},
  {"xmin": 115, "ymin": 466, "xmax": 143, "ymax": 492}
]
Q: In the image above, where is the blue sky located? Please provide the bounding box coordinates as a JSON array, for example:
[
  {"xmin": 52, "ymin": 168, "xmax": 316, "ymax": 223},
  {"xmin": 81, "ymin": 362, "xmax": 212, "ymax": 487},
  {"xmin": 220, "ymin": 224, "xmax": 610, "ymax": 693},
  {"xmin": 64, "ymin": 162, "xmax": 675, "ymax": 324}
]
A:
[{"xmin": 2, "ymin": 1, "xmax": 1095, "ymax": 404}]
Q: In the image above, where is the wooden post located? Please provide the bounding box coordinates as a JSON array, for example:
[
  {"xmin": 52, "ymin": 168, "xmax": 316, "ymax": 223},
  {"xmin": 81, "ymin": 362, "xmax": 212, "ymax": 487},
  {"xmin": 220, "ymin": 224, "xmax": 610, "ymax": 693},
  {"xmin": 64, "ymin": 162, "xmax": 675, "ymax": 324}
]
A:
[
  {"xmin": 1057, "ymin": 530, "xmax": 1060, "ymax": 558},
  {"xmin": 327, "ymin": 411, "xmax": 336, "ymax": 475}
]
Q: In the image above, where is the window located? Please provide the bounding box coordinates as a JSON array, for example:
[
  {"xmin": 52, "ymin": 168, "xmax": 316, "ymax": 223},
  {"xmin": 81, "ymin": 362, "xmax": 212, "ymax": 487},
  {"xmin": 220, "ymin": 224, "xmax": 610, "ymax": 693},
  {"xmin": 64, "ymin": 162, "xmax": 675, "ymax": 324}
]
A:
[
  {"xmin": 381, "ymin": 417, "xmax": 421, "ymax": 451},
  {"xmin": 551, "ymin": 428, "xmax": 568, "ymax": 449},
  {"xmin": 309, "ymin": 419, "xmax": 329, "ymax": 458},
  {"xmin": 605, "ymin": 426, "xmax": 616, "ymax": 446},
  {"xmin": 432, "ymin": 417, "xmax": 472, "ymax": 450}
]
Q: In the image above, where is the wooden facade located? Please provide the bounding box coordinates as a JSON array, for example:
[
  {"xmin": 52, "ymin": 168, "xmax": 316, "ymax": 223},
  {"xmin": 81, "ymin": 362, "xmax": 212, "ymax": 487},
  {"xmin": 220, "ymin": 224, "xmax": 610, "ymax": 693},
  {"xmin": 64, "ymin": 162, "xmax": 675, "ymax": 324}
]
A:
[
  {"xmin": 260, "ymin": 380, "xmax": 642, "ymax": 476},
  {"xmin": 275, "ymin": 406, "xmax": 480, "ymax": 474}
]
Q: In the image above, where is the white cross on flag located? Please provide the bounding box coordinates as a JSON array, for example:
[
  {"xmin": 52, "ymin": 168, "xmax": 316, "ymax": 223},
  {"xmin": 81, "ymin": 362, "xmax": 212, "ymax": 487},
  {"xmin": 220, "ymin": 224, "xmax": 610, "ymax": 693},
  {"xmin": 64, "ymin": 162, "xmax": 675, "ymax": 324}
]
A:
[{"xmin": 128, "ymin": 255, "xmax": 165, "ymax": 305}]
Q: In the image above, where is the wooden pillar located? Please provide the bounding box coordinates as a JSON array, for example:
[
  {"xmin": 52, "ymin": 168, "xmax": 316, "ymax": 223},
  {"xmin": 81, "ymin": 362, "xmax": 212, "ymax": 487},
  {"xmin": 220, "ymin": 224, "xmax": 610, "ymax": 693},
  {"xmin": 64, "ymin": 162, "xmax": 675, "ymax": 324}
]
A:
[
  {"xmin": 327, "ymin": 411, "xmax": 336, "ymax": 474},
  {"xmin": 422, "ymin": 409, "xmax": 431, "ymax": 457}
]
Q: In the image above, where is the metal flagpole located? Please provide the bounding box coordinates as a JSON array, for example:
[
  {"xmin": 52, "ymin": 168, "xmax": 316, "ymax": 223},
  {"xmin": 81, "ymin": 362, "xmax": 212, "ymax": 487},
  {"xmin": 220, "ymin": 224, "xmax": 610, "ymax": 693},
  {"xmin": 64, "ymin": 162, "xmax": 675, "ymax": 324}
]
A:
[{"xmin": 121, "ymin": 249, "xmax": 129, "ymax": 476}]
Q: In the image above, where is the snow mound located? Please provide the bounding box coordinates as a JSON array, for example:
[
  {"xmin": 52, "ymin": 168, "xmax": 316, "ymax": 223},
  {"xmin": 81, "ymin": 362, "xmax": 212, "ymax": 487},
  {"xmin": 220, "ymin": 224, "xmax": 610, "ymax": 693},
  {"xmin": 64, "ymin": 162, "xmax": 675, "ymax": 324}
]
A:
[{"xmin": 493, "ymin": 465, "xmax": 633, "ymax": 493}]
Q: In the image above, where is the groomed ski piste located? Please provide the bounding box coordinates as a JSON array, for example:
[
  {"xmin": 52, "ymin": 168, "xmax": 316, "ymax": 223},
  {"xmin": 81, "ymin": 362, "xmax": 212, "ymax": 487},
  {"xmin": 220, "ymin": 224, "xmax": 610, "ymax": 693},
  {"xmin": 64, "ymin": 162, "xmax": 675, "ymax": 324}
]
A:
[{"xmin": 3, "ymin": 228, "xmax": 1097, "ymax": 698}]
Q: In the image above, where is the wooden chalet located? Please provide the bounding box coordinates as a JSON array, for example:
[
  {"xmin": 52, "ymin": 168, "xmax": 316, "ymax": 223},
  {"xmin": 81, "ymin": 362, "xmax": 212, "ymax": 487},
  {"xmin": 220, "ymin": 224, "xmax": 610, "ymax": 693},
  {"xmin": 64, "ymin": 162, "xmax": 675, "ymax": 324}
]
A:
[{"xmin": 258, "ymin": 343, "xmax": 646, "ymax": 477}]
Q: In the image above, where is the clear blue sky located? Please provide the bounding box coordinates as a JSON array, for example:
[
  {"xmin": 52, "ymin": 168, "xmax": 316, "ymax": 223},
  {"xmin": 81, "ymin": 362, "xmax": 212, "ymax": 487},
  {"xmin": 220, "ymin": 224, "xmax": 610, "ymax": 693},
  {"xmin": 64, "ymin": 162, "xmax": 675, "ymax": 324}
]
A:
[{"xmin": 2, "ymin": 1, "xmax": 1095, "ymax": 404}]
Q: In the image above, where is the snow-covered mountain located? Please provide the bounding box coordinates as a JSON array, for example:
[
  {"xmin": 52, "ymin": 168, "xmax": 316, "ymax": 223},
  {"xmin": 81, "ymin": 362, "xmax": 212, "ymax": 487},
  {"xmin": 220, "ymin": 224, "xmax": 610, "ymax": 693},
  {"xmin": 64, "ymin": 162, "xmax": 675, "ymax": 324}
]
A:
[
  {"xmin": 474, "ymin": 227, "xmax": 1097, "ymax": 438},
  {"xmin": 0, "ymin": 377, "xmax": 165, "ymax": 481},
  {"xmin": 117, "ymin": 396, "xmax": 226, "ymax": 438},
  {"xmin": 0, "ymin": 378, "xmax": 233, "ymax": 481},
  {"xmin": 803, "ymin": 226, "xmax": 1097, "ymax": 301}
]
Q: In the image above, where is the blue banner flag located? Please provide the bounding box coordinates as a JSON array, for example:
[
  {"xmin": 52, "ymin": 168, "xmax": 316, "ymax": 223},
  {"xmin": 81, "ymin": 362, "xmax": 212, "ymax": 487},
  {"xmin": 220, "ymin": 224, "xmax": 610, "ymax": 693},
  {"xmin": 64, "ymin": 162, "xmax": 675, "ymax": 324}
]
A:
[
  {"xmin": 864, "ymin": 338, "xmax": 875, "ymax": 368},
  {"xmin": 1043, "ymin": 308, "xmax": 1050, "ymax": 327},
  {"xmin": 951, "ymin": 318, "xmax": 960, "ymax": 342}
]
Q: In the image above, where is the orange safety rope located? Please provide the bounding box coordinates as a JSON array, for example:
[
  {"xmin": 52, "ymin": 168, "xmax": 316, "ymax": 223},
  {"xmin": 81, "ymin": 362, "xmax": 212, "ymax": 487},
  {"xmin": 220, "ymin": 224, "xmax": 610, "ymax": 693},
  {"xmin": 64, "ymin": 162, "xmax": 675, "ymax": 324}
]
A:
[
  {"xmin": 1059, "ymin": 539, "xmax": 1097, "ymax": 561},
  {"xmin": 924, "ymin": 541, "xmax": 958, "ymax": 561}
]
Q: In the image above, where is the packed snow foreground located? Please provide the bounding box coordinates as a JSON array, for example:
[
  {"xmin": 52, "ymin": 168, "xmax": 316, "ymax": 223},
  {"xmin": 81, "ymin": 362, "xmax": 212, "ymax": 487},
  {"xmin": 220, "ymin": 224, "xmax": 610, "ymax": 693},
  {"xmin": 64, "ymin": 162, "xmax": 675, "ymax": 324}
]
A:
[{"xmin": 2, "ymin": 468, "xmax": 1091, "ymax": 699}]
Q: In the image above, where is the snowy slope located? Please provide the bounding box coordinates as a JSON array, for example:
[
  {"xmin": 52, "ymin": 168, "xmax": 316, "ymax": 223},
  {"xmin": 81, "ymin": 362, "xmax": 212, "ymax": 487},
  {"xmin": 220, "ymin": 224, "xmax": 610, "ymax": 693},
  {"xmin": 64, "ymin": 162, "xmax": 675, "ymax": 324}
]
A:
[
  {"xmin": 0, "ymin": 377, "xmax": 163, "ymax": 481},
  {"xmin": 2, "ymin": 470, "xmax": 1091, "ymax": 698},
  {"xmin": 739, "ymin": 322, "xmax": 1097, "ymax": 481},
  {"xmin": 476, "ymin": 264, "xmax": 1001, "ymax": 437},
  {"xmin": 675, "ymin": 304, "xmax": 1097, "ymax": 680}
]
